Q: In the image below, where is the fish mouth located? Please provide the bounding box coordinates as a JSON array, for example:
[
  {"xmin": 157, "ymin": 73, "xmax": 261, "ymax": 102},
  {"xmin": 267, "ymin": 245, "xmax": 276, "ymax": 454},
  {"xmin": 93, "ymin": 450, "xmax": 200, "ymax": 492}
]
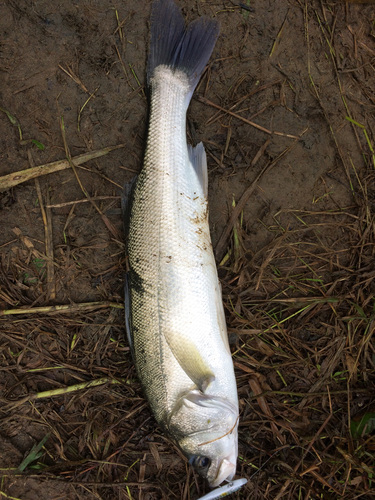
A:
[{"xmin": 209, "ymin": 458, "xmax": 236, "ymax": 487}]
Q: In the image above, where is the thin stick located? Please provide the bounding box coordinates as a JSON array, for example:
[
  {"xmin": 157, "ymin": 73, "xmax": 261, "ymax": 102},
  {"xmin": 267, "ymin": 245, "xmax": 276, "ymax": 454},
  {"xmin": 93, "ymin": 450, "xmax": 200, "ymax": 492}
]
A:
[
  {"xmin": 215, "ymin": 161, "xmax": 271, "ymax": 262},
  {"xmin": 0, "ymin": 301, "xmax": 123, "ymax": 316},
  {"xmin": 215, "ymin": 132, "xmax": 306, "ymax": 262},
  {"xmin": 59, "ymin": 115, "xmax": 120, "ymax": 240},
  {"xmin": 205, "ymin": 79, "xmax": 281, "ymax": 126},
  {"xmin": 34, "ymin": 177, "xmax": 56, "ymax": 300},
  {"xmin": 59, "ymin": 64, "xmax": 89, "ymax": 94},
  {"xmin": 197, "ymin": 95, "xmax": 299, "ymax": 139},
  {"xmin": 0, "ymin": 144, "xmax": 125, "ymax": 192},
  {"xmin": 12, "ymin": 227, "xmax": 58, "ymax": 269},
  {"xmin": 30, "ymin": 145, "xmax": 56, "ymax": 301},
  {"xmin": 45, "ymin": 187, "xmax": 56, "ymax": 300},
  {"xmin": 6, "ymin": 377, "xmax": 124, "ymax": 410},
  {"xmin": 47, "ymin": 195, "xmax": 121, "ymax": 209}
]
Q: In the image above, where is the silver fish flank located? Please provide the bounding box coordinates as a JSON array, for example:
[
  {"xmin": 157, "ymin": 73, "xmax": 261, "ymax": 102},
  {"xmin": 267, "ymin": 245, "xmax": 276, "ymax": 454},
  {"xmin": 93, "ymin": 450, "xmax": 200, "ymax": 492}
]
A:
[{"xmin": 123, "ymin": 0, "xmax": 239, "ymax": 487}]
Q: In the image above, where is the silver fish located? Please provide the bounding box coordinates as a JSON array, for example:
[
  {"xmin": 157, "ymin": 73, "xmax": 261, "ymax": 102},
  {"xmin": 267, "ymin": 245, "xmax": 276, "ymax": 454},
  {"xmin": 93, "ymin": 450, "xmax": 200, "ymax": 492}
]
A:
[{"xmin": 123, "ymin": 0, "xmax": 239, "ymax": 487}]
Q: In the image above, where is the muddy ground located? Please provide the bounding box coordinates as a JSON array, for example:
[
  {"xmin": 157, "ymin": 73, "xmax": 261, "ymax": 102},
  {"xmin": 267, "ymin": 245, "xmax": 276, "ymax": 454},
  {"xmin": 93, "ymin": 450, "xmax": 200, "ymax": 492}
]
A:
[{"xmin": 1, "ymin": 0, "xmax": 375, "ymax": 499}]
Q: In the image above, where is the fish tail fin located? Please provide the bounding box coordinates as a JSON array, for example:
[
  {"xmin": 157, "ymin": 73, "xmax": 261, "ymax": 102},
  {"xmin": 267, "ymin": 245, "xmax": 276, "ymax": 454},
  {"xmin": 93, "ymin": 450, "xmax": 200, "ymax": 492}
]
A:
[{"xmin": 147, "ymin": 0, "xmax": 219, "ymax": 101}]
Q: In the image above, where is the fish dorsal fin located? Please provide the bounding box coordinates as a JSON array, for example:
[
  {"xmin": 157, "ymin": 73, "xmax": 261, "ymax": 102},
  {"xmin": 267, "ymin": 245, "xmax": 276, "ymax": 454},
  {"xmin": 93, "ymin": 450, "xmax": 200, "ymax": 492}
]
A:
[
  {"xmin": 164, "ymin": 331, "xmax": 214, "ymax": 392},
  {"xmin": 188, "ymin": 142, "xmax": 208, "ymax": 198}
]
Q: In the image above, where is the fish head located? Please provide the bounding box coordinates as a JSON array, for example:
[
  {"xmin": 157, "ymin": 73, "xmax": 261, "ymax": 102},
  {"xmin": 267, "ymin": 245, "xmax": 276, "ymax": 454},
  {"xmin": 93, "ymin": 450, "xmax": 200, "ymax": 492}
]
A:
[{"xmin": 168, "ymin": 390, "xmax": 238, "ymax": 487}]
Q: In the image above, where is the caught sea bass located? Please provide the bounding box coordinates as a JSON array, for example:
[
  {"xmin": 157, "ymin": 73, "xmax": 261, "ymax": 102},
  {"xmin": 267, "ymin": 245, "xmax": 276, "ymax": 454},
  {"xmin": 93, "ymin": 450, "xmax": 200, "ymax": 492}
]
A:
[{"xmin": 123, "ymin": 0, "xmax": 239, "ymax": 487}]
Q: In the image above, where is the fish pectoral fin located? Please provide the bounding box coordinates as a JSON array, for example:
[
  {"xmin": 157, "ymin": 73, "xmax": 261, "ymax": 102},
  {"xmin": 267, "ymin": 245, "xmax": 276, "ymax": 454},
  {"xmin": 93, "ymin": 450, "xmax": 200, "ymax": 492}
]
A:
[{"xmin": 164, "ymin": 333, "xmax": 215, "ymax": 391}]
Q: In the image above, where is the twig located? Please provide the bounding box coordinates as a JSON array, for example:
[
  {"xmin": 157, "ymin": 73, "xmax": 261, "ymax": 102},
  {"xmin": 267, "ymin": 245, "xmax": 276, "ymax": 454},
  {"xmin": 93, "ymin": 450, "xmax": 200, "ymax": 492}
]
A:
[
  {"xmin": 197, "ymin": 95, "xmax": 299, "ymax": 139},
  {"xmin": 31, "ymin": 151, "xmax": 56, "ymax": 301},
  {"xmin": 215, "ymin": 132, "xmax": 307, "ymax": 262},
  {"xmin": 0, "ymin": 301, "xmax": 123, "ymax": 316},
  {"xmin": 59, "ymin": 115, "xmax": 121, "ymax": 240},
  {"xmin": 249, "ymin": 376, "xmax": 285, "ymax": 444},
  {"xmin": 45, "ymin": 188, "xmax": 56, "ymax": 300},
  {"xmin": 12, "ymin": 227, "xmax": 58, "ymax": 268},
  {"xmin": 47, "ymin": 195, "xmax": 121, "ymax": 208},
  {"xmin": 0, "ymin": 145, "xmax": 125, "ymax": 192},
  {"xmin": 5, "ymin": 378, "xmax": 125, "ymax": 410},
  {"xmin": 205, "ymin": 79, "xmax": 281, "ymax": 126},
  {"xmin": 59, "ymin": 64, "xmax": 89, "ymax": 94}
]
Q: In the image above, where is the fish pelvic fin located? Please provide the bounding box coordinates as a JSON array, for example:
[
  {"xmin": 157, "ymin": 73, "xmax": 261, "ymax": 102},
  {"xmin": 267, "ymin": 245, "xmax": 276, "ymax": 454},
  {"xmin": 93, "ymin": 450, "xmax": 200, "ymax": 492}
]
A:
[{"xmin": 147, "ymin": 0, "xmax": 220, "ymax": 103}]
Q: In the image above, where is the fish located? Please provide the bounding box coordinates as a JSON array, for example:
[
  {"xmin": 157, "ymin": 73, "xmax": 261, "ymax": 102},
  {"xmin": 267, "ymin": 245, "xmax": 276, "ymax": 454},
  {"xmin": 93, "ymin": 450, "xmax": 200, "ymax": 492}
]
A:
[{"xmin": 122, "ymin": 0, "xmax": 239, "ymax": 487}]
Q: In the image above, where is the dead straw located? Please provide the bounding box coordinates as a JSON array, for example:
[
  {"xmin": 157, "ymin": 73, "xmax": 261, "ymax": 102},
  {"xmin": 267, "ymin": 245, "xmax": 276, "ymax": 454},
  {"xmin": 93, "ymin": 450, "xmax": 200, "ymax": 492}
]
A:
[
  {"xmin": 197, "ymin": 95, "xmax": 300, "ymax": 139},
  {"xmin": 0, "ymin": 144, "xmax": 125, "ymax": 191},
  {"xmin": 215, "ymin": 132, "xmax": 307, "ymax": 262},
  {"xmin": 0, "ymin": 301, "xmax": 123, "ymax": 316}
]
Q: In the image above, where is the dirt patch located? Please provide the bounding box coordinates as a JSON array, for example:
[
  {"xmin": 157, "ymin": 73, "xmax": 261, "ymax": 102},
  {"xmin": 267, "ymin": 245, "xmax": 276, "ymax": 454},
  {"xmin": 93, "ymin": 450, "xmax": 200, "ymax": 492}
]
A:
[{"xmin": 1, "ymin": 1, "xmax": 375, "ymax": 499}]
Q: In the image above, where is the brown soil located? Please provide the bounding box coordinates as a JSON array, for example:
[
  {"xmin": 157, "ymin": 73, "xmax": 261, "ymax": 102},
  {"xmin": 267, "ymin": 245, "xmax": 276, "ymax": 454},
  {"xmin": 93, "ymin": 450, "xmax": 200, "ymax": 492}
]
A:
[{"xmin": 1, "ymin": 1, "xmax": 375, "ymax": 499}]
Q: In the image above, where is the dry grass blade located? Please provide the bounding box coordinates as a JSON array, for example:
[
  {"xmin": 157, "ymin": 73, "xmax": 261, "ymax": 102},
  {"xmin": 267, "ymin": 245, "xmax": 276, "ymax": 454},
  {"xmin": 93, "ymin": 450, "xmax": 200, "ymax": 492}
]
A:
[
  {"xmin": 59, "ymin": 115, "xmax": 121, "ymax": 240},
  {"xmin": 0, "ymin": 145, "xmax": 125, "ymax": 191},
  {"xmin": 215, "ymin": 134, "xmax": 306, "ymax": 262},
  {"xmin": 7, "ymin": 378, "xmax": 124, "ymax": 410},
  {"xmin": 28, "ymin": 146, "xmax": 56, "ymax": 302},
  {"xmin": 59, "ymin": 64, "xmax": 89, "ymax": 94},
  {"xmin": 215, "ymin": 161, "xmax": 272, "ymax": 262},
  {"xmin": 46, "ymin": 195, "xmax": 120, "ymax": 208},
  {"xmin": 78, "ymin": 87, "xmax": 99, "ymax": 132},
  {"xmin": 248, "ymin": 376, "xmax": 285, "ymax": 444},
  {"xmin": 33, "ymin": 173, "xmax": 56, "ymax": 301},
  {"xmin": 205, "ymin": 79, "xmax": 281, "ymax": 126},
  {"xmin": 197, "ymin": 95, "xmax": 300, "ymax": 139},
  {"xmin": 44, "ymin": 188, "xmax": 56, "ymax": 301},
  {"xmin": 12, "ymin": 227, "xmax": 58, "ymax": 268},
  {"xmin": 0, "ymin": 301, "xmax": 123, "ymax": 316},
  {"xmin": 269, "ymin": 9, "xmax": 290, "ymax": 57},
  {"xmin": 1, "ymin": 1, "xmax": 375, "ymax": 499}
]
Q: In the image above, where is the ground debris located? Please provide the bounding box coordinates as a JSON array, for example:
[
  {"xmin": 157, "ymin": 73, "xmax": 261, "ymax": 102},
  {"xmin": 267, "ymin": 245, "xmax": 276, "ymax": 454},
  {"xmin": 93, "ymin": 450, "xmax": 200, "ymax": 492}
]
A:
[{"xmin": 1, "ymin": 0, "xmax": 375, "ymax": 499}]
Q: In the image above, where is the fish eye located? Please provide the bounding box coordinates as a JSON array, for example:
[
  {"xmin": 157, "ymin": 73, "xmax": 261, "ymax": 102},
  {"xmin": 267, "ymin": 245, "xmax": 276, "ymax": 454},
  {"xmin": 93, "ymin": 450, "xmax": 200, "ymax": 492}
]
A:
[{"xmin": 193, "ymin": 456, "xmax": 211, "ymax": 471}]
